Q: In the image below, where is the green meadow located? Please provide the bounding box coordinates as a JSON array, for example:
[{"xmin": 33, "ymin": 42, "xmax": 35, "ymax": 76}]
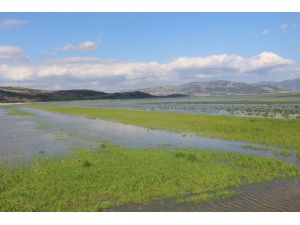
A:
[
  {"xmin": 1, "ymin": 145, "xmax": 299, "ymax": 211},
  {"xmin": 32, "ymin": 106, "xmax": 300, "ymax": 153}
]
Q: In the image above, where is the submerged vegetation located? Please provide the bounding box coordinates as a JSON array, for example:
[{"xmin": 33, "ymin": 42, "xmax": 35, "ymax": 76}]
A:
[
  {"xmin": 0, "ymin": 145, "xmax": 299, "ymax": 211},
  {"xmin": 242, "ymin": 144, "xmax": 295, "ymax": 158},
  {"xmin": 137, "ymin": 100, "xmax": 300, "ymax": 119},
  {"xmin": 8, "ymin": 109, "xmax": 32, "ymax": 117},
  {"xmin": 32, "ymin": 106, "xmax": 300, "ymax": 154}
]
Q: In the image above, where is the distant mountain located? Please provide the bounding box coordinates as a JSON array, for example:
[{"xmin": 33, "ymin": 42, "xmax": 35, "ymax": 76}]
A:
[
  {"xmin": 0, "ymin": 87, "xmax": 185, "ymax": 103},
  {"xmin": 135, "ymin": 80, "xmax": 285, "ymax": 96},
  {"xmin": 256, "ymin": 78, "xmax": 300, "ymax": 92},
  {"xmin": 2, "ymin": 78, "xmax": 299, "ymax": 102}
]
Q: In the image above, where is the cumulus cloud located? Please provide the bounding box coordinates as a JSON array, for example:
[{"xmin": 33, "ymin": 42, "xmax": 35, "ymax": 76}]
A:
[
  {"xmin": 0, "ymin": 19, "xmax": 28, "ymax": 30},
  {"xmin": 0, "ymin": 50, "xmax": 299, "ymax": 91},
  {"xmin": 0, "ymin": 45, "xmax": 27, "ymax": 61},
  {"xmin": 59, "ymin": 41, "xmax": 98, "ymax": 52}
]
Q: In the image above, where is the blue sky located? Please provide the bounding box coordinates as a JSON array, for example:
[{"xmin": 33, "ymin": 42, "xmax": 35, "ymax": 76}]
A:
[{"xmin": 0, "ymin": 13, "xmax": 299, "ymax": 91}]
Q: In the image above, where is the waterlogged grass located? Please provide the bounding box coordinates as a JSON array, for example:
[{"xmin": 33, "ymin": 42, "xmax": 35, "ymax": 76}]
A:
[
  {"xmin": 0, "ymin": 145, "xmax": 299, "ymax": 211},
  {"xmin": 242, "ymin": 144, "xmax": 294, "ymax": 157},
  {"xmin": 32, "ymin": 106, "xmax": 300, "ymax": 153},
  {"xmin": 9, "ymin": 108, "xmax": 32, "ymax": 117}
]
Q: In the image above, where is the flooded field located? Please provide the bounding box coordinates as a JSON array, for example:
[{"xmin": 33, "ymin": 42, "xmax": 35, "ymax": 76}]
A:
[
  {"xmin": 0, "ymin": 105, "xmax": 299, "ymax": 164},
  {"xmin": 111, "ymin": 177, "xmax": 300, "ymax": 212},
  {"xmin": 0, "ymin": 107, "xmax": 70, "ymax": 160},
  {"xmin": 38, "ymin": 94, "xmax": 300, "ymax": 119},
  {"xmin": 1, "ymin": 95, "xmax": 300, "ymax": 211}
]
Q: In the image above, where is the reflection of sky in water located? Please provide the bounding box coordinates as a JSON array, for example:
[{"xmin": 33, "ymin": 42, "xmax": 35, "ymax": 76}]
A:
[
  {"xmin": 1, "ymin": 105, "xmax": 298, "ymax": 165},
  {"xmin": 0, "ymin": 107, "xmax": 70, "ymax": 160}
]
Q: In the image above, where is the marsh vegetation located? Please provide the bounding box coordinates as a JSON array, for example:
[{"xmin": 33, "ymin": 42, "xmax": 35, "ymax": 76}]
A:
[
  {"xmin": 39, "ymin": 93, "xmax": 300, "ymax": 119},
  {"xmin": 32, "ymin": 106, "xmax": 300, "ymax": 156},
  {"xmin": 8, "ymin": 108, "xmax": 32, "ymax": 117},
  {"xmin": 1, "ymin": 145, "xmax": 299, "ymax": 211},
  {"xmin": 1, "ymin": 93, "xmax": 300, "ymax": 211}
]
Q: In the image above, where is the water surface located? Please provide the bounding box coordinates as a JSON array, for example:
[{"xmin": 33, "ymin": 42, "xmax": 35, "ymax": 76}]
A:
[
  {"xmin": 110, "ymin": 177, "xmax": 300, "ymax": 212},
  {"xmin": 1, "ymin": 104, "xmax": 300, "ymax": 212},
  {"xmin": 0, "ymin": 107, "xmax": 69, "ymax": 160},
  {"xmin": 1, "ymin": 105, "xmax": 298, "ymax": 165}
]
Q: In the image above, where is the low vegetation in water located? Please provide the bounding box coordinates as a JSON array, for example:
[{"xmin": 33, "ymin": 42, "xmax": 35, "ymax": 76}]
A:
[
  {"xmin": 32, "ymin": 106, "xmax": 300, "ymax": 154},
  {"xmin": 242, "ymin": 144, "xmax": 296, "ymax": 158},
  {"xmin": 241, "ymin": 107, "xmax": 300, "ymax": 119},
  {"xmin": 0, "ymin": 145, "xmax": 299, "ymax": 211},
  {"xmin": 8, "ymin": 109, "xmax": 32, "ymax": 117}
]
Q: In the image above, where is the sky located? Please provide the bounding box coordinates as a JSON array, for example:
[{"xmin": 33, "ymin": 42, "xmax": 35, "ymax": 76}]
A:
[{"xmin": 0, "ymin": 13, "xmax": 300, "ymax": 91}]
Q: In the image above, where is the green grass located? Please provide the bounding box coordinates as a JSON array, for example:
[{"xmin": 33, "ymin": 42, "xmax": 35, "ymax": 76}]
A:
[
  {"xmin": 32, "ymin": 106, "xmax": 300, "ymax": 153},
  {"xmin": 0, "ymin": 145, "xmax": 299, "ymax": 212},
  {"xmin": 8, "ymin": 108, "xmax": 32, "ymax": 116}
]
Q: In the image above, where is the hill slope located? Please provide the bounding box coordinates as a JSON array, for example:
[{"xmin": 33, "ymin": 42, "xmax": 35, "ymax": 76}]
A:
[
  {"xmin": 257, "ymin": 78, "xmax": 300, "ymax": 92},
  {"xmin": 0, "ymin": 87, "xmax": 184, "ymax": 103},
  {"xmin": 136, "ymin": 80, "xmax": 284, "ymax": 96}
]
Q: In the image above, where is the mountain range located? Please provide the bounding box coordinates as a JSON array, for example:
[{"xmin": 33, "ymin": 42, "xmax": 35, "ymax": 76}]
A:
[
  {"xmin": 257, "ymin": 78, "xmax": 300, "ymax": 92},
  {"xmin": 1, "ymin": 78, "xmax": 300, "ymax": 103},
  {"xmin": 135, "ymin": 78, "xmax": 300, "ymax": 96}
]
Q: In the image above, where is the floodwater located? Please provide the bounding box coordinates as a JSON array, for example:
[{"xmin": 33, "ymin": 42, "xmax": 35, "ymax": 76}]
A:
[
  {"xmin": 38, "ymin": 96, "xmax": 300, "ymax": 119},
  {"xmin": 110, "ymin": 177, "xmax": 300, "ymax": 212},
  {"xmin": 0, "ymin": 105, "xmax": 299, "ymax": 165},
  {"xmin": 1, "ymin": 103, "xmax": 300, "ymax": 212},
  {"xmin": 0, "ymin": 107, "xmax": 69, "ymax": 160}
]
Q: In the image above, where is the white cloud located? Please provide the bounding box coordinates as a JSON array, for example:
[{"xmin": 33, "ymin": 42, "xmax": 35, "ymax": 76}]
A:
[
  {"xmin": 59, "ymin": 41, "xmax": 98, "ymax": 52},
  {"xmin": 0, "ymin": 45, "xmax": 27, "ymax": 60},
  {"xmin": 0, "ymin": 19, "xmax": 28, "ymax": 30},
  {"xmin": 245, "ymin": 51, "xmax": 293, "ymax": 71},
  {"xmin": 260, "ymin": 29, "xmax": 271, "ymax": 35},
  {"xmin": 0, "ymin": 51, "xmax": 299, "ymax": 91}
]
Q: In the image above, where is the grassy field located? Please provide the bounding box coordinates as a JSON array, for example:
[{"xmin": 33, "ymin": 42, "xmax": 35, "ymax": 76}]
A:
[
  {"xmin": 0, "ymin": 144, "xmax": 299, "ymax": 211},
  {"xmin": 32, "ymin": 106, "xmax": 300, "ymax": 153},
  {"xmin": 8, "ymin": 108, "xmax": 32, "ymax": 116}
]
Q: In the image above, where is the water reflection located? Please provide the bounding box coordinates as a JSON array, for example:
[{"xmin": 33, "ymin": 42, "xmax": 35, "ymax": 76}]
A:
[{"xmin": 1, "ymin": 106, "xmax": 297, "ymax": 164}]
